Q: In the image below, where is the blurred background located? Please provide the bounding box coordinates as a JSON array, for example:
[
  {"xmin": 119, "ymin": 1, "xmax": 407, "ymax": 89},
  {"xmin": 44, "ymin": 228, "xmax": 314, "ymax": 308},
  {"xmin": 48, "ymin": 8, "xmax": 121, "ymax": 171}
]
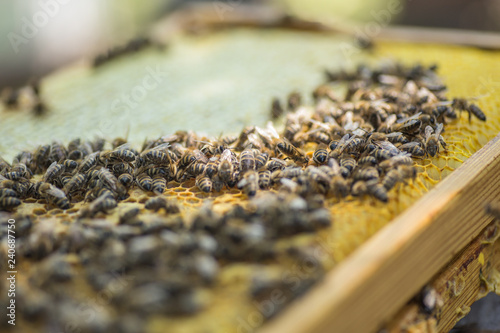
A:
[{"xmin": 0, "ymin": 0, "xmax": 499, "ymax": 89}]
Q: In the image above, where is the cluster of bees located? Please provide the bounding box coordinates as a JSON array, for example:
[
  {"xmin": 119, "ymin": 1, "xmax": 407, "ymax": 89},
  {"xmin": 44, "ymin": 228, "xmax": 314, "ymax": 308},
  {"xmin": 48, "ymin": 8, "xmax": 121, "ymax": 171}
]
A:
[
  {"xmin": 0, "ymin": 62, "xmax": 488, "ymax": 213},
  {"xmin": 0, "ymin": 79, "xmax": 47, "ymax": 116},
  {"xmin": 0, "ymin": 61, "xmax": 490, "ymax": 331},
  {"xmin": 92, "ymin": 37, "xmax": 164, "ymax": 67},
  {"xmin": 0, "ymin": 190, "xmax": 328, "ymax": 331}
]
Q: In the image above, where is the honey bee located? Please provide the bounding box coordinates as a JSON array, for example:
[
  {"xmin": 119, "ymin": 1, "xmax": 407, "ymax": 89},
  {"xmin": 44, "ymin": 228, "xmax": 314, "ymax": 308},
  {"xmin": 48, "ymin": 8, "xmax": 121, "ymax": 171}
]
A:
[
  {"xmin": 63, "ymin": 173, "xmax": 87, "ymax": 195},
  {"xmin": 3, "ymin": 171, "xmax": 22, "ymax": 181},
  {"xmin": 141, "ymin": 145, "xmax": 174, "ymax": 166},
  {"xmin": 196, "ymin": 174, "xmax": 212, "ymax": 193},
  {"xmin": 353, "ymin": 166, "xmax": 379, "ymax": 181},
  {"xmin": 340, "ymin": 155, "xmax": 357, "ymax": 172},
  {"xmin": 187, "ymin": 162, "xmax": 207, "ymax": 177},
  {"xmin": 0, "ymin": 188, "xmax": 18, "ymax": 198},
  {"xmin": 368, "ymin": 182, "xmax": 388, "ymax": 202},
  {"xmin": 486, "ymin": 201, "xmax": 500, "ymax": 220},
  {"xmin": 34, "ymin": 144, "xmax": 51, "ymax": 171},
  {"xmin": 397, "ymin": 165, "xmax": 417, "ymax": 180},
  {"xmin": 400, "ymin": 142, "xmax": 425, "ymax": 157},
  {"xmin": 270, "ymin": 98, "xmax": 284, "ymax": 119},
  {"xmin": 313, "ymin": 84, "xmax": 339, "ymax": 101},
  {"xmin": 254, "ymin": 152, "xmax": 269, "ymax": 170},
  {"xmin": 152, "ymin": 175, "xmax": 167, "ymax": 195},
  {"xmin": 237, "ymin": 170, "xmax": 258, "ymax": 197},
  {"xmin": 144, "ymin": 196, "xmax": 167, "ymax": 212},
  {"xmin": 382, "ymin": 169, "xmax": 402, "ymax": 191},
  {"xmin": 136, "ymin": 173, "xmax": 152, "ymax": 192},
  {"xmin": 80, "ymin": 194, "xmax": 117, "ymax": 218},
  {"xmin": 378, "ymin": 154, "xmax": 413, "ymax": 171},
  {"xmin": 118, "ymin": 173, "xmax": 134, "ymax": 189},
  {"xmin": 119, "ymin": 207, "xmax": 140, "ymax": 225},
  {"xmin": 266, "ymin": 158, "xmax": 287, "ymax": 172},
  {"xmin": 283, "ymin": 122, "xmax": 301, "ymax": 142},
  {"xmin": 304, "ymin": 166, "xmax": 331, "ymax": 192},
  {"xmin": 102, "ymin": 148, "xmax": 136, "ymax": 164},
  {"xmin": 0, "ymin": 196, "xmax": 21, "ymax": 211},
  {"xmin": 277, "ymin": 139, "xmax": 309, "ymax": 165},
  {"xmin": 391, "ymin": 115, "xmax": 422, "ymax": 134},
  {"xmin": 205, "ymin": 157, "xmax": 220, "ymax": 179},
  {"xmin": 62, "ymin": 159, "xmax": 78, "ymax": 171},
  {"xmin": 212, "ymin": 174, "xmax": 225, "ymax": 192},
  {"xmin": 287, "ymin": 91, "xmax": 302, "ymax": 111},
  {"xmin": 424, "ymin": 123, "xmax": 444, "ymax": 157},
  {"xmin": 49, "ymin": 141, "xmax": 67, "ymax": 163},
  {"xmin": 306, "ymin": 129, "xmax": 330, "ymax": 144},
  {"xmin": 218, "ymin": 149, "xmax": 235, "ymax": 183},
  {"xmin": 280, "ymin": 167, "xmax": 303, "ymax": 179},
  {"xmin": 351, "ymin": 180, "xmax": 369, "ymax": 197},
  {"xmin": 178, "ymin": 149, "xmax": 205, "ymax": 170},
  {"xmin": 97, "ymin": 168, "xmax": 120, "ymax": 193},
  {"xmin": 258, "ymin": 169, "xmax": 271, "ymax": 189},
  {"xmin": 452, "ymin": 98, "xmax": 486, "ymax": 122},
  {"xmin": 358, "ymin": 155, "xmax": 377, "ymax": 166},
  {"xmin": 385, "ymin": 132, "xmax": 409, "ymax": 145},
  {"xmin": 39, "ymin": 182, "xmax": 71, "ymax": 209},
  {"xmin": 235, "ymin": 126, "xmax": 255, "ymax": 151},
  {"xmin": 322, "ymin": 159, "xmax": 349, "ymax": 197},
  {"xmin": 330, "ymin": 134, "xmax": 364, "ymax": 158},
  {"xmin": 11, "ymin": 162, "xmax": 33, "ymax": 179},
  {"xmin": 43, "ymin": 161, "xmax": 64, "ymax": 183},
  {"xmin": 313, "ymin": 143, "xmax": 328, "ymax": 165},
  {"xmin": 78, "ymin": 152, "xmax": 100, "ymax": 173},
  {"xmin": 239, "ymin": 147, "xmax": 256, "ymax": 172}
]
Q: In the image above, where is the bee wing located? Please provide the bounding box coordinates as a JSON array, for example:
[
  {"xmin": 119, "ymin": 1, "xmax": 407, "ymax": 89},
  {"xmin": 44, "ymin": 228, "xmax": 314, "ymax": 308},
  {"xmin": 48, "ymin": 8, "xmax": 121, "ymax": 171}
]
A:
[
  {"xmin": 424, "ymin": 125, "xmax": 434, "ymax": 140},
  {"xmin": 375, "ymin": 140, "xmax": 401, "ymax": 155},
  {"xmin": 45, "ymin": 185, "xmax": 67, "ymax": 199},
  {"xmin": 114, "ymin": 143, "xmax": 131, "ymax": 151},
  {"xmin": 385, "ymin": 132, "xmax": 403, "ymax": 138},
  {"xmin": 193, "ymin": 149, "xmax": 208, "ymax": 163},
  {"xmin": 400, "ymin": 142, "xmax": 421, "ymax": 149},
  {"xmin": 280, "ymin": 178, "xmax": 298, "ymax": 191},
  {"xmin": 151, "ymin": 143, "xmax": 171, "ymax": 151},
  {"xmin": 247, "ymin": 133, "xmax": 263, "ymax": 149},
  {"xmin": 396, "ymin": 112, "xmax": 422, "ymax": 124},
  {"xmin": 42, "ymin": 161, "xmax": 58, "ymax": 181},
  {"xmin": 327, "ymin": 157, "xmax": 341, "ymax": 174},
  {"xmin": 337, "ymin": 133, "xmax": 350, "ymax": 147},
  {"xmin": 389, "ymin": 152, "xmax": 412, "ymax": 163},
  {"xmin": 237, "ymin": 178, "xmax": 248, "ymax": 188},
  {"xmin": 309, "ymin": 119, "xmax": 332, "ymax": 132},
  {"xmin": 434, "ymin": 123, "xmax": 444, "ymax": 137},
  {"xmin": 316, "ymin": 143, "xmax": 328, "ymax": 150},
  {"xmin": 220, "ymin": 149, "xmax": 233, "ymax": 162},
  {"xmin": 266, "ymin": 121, "xmax": 281, "ymax": 139},
  {"xmin": 271, "ymin": 157, "xmax": 286, "ymax": 165},
  {"xmin": 385, "ymin": 114, "xmax": 397, "ymax": 127}
]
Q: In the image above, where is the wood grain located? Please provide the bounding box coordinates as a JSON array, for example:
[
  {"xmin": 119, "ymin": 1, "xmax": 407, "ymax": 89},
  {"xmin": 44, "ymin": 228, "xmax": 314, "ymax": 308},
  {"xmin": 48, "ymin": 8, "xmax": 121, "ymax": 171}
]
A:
[
  {"xmin": 260, "ymin": 133, "xmax": 500, "ymax": 333},
  {"xmin": 385, "ymin": 219, "xmax": 500, "ymax": 332}
]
